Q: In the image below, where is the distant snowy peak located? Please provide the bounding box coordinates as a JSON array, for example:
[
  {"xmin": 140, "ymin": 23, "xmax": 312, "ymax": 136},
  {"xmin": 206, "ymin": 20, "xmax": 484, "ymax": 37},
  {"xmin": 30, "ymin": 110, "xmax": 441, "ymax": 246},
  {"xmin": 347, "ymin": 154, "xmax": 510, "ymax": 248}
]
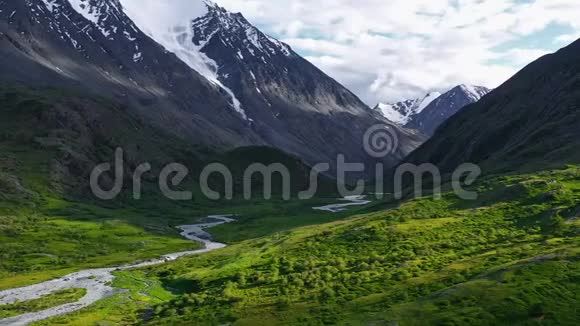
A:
[
  {"xmin": 457, "ymin": 84, "xmax": 491, "ymax": 102},
  {"xmin": 116, "ymin": 0, "xmax": 296, "ymax": 121},
  {"xmin": 191, "ymin": 3, "xmax": 293, "ymax": 60},
  {"xmin": 375, "ymin": 103, "xmax": 407, "ymax": 124},
  {"xmin": 375, "ymin": 91, "xmax": 441, "ymax": 125},
  {"xmin": 405, "ymin": 84, "xmax": 491, "ymax": 136},
  {"xmin": 374, "ymin": 85, "xmax": 491, "ymax": 125}
]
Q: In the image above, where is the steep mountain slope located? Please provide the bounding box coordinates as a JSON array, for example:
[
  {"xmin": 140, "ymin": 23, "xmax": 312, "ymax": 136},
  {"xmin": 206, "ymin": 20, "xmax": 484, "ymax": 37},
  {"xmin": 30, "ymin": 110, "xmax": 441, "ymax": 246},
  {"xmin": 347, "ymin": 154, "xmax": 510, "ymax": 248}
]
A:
[
  {"xmin": 406, "ymin": 85, "xmax": 490, "ymax": 135},
  {"xmin": 0, "ymin": 0, "xmax": 423, "ymax": 173},
  {"xmin": 0, "ymin": 86, "xmax": 338, "ymax": 201},
  {"xmin": 0, "ymin": 86, "xmax": 216, "ymax": 198},
  {"xmin": 0, "ymin": 0, "xmax": 258, "ymax": 148},
  {"xmin": 374, "ymin": 92, "xmax": 441, "ymax": 125},
  {"xmin": 406, "ymin": 39, "xmax": 580, "ymax": 174}
]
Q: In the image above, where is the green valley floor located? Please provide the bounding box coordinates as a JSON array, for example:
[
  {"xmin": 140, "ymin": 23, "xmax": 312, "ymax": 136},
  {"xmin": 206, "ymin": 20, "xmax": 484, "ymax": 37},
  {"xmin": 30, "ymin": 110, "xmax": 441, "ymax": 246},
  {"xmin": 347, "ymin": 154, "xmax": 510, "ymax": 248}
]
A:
[{"xmin": 12, "ymin": 165, "xmax": 579, "ymax": 325}]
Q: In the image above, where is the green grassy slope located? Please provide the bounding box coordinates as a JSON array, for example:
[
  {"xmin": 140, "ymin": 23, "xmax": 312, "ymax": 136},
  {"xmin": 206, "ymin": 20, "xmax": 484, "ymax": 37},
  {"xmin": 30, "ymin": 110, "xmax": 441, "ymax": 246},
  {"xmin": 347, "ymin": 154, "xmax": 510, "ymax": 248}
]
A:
[{"xmin": 37, "ymin": 166, "xmax": 579, "ymax": 325}]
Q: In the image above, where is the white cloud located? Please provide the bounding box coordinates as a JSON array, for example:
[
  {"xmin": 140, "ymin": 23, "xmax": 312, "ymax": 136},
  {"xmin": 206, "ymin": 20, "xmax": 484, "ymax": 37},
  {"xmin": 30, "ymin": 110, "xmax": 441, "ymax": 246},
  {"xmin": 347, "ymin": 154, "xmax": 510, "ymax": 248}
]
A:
[
  {"xmin": 119, "ymin": 0, "xmax": 209, "ymax": 37},
  {"xmin": 501, "ymin": 48, "xmax": 552, "ymax": 65},
  {"xmin": 555, "ymin": 32, "xmax": 580, "ymax": 44}
]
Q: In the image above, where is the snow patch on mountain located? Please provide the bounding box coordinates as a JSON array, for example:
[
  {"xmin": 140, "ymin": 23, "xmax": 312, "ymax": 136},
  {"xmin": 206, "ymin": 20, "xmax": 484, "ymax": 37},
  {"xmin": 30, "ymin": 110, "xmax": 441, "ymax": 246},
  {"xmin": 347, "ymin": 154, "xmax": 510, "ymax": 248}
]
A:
[
  {"xmin": 41, "ymin": 0, "xmax": 60, "ymax": 12},
  {"xmin": 459, "ymin": 84, "xmax": 490, "ymax": 102},
  {"xmin": 66, "ymin": 0, "xmax": 114, "ymax": 37},
  {"xmin": 375, "ymin": 103, "xmax": 406, "ymax": 124},
  {"xmin": 416, "ymin": 92, "xmax": 442, "ymax": 113},
  {"xmin": 375, "ymin": 92, "xmax": 441, "ymax": 125},
  {"xmin": 117, "ymin": 0, "xmax": 247, "ymax": 120},
  {"xmin": 67, "ymin": 0, "xmax": 99, "ymax": 24}
]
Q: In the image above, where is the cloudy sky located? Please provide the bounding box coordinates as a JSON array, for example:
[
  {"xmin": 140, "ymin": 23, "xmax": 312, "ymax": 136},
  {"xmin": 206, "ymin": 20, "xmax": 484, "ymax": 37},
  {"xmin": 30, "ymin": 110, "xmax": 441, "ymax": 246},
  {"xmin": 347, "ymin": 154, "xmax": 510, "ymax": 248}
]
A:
[{"xmin": 212, "ymin": 0, "xmax": 580, "ymax": 105}]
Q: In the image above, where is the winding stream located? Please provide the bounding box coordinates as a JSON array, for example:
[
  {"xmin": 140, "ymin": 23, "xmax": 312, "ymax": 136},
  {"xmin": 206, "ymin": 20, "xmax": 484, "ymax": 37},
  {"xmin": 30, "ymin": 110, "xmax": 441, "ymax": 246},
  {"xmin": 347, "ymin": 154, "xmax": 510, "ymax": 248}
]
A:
[
  {"xmin": 0, "ymin": 215, "xmax": 236, "ymax": 326},
  {"xmin": 0, "ymin": 196, "xmax": 370, "ymax": 325},
  {"xmin": 313, "ymin": 195, "xmax": 371, "ymax": 213}
]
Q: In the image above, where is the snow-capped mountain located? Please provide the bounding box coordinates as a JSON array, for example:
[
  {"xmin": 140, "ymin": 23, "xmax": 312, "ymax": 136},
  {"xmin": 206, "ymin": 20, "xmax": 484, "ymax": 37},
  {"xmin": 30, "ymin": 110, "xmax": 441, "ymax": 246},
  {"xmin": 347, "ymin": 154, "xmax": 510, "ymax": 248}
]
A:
[
  {"xmin": 406, "ymin": 85, "xmax": 491, "ymax": 136},
  {"xmin": 180, "ymin": 1, "xmax": 428, "ymax": 167},
  {"xmin": 374, "ymin": 92, "xmax": 442, "ymax": 125},
  {"xmin": 0, "ymin": 0, "xmax": 425, "ymax": 172},
  {"xmin": 1, "ymin": 0, "xmax": 262, "ymax": 148},
  {"xmin": 119, "ymin": 0, "xmax": 247, "ymax": 118},
  {"xmin": 374, "ymin": 85, "xmax": 490, "ymax": 136},
  {"xmin": 456, "ymin": 84, "xmax": 491, "ymax": 102}
]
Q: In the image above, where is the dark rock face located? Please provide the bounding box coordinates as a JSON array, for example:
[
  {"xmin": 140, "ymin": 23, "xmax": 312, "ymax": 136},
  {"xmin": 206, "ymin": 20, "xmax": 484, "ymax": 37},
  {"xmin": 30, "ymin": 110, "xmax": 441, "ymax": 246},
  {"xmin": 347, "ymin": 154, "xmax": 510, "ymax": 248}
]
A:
[
  {"xmin": 0, "ymin": 0, "xmax": 424, "ymax": 174},
  {"xmin": 405, "ymin": 40, "xmax": 580, "ymax": 174},
  {"xmin": 406, "ymin": 85, "xmax": 490, "ymax": 136}
]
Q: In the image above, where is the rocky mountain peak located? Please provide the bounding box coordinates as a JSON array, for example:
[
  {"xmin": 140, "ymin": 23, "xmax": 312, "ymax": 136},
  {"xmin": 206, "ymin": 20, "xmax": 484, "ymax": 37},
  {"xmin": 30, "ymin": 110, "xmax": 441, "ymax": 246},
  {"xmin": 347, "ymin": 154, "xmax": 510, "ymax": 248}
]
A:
[
  {"xmin": 374, "ymin": 91, "xmax": 442, "ymax": 125},
  {"xmin": 66, "ymin": 0, "xmax": 128, "ymax": 39},
  {"xmin": 374, "ymin": 85, "xmax": 490, "ymax": 135},
  {"xmin": 191, "ymin": 3, "xmax": 293, "ymax": 61},
  {"xmin": 406, "ymin": 84, "xmax": 491, "ymax": 135}
]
